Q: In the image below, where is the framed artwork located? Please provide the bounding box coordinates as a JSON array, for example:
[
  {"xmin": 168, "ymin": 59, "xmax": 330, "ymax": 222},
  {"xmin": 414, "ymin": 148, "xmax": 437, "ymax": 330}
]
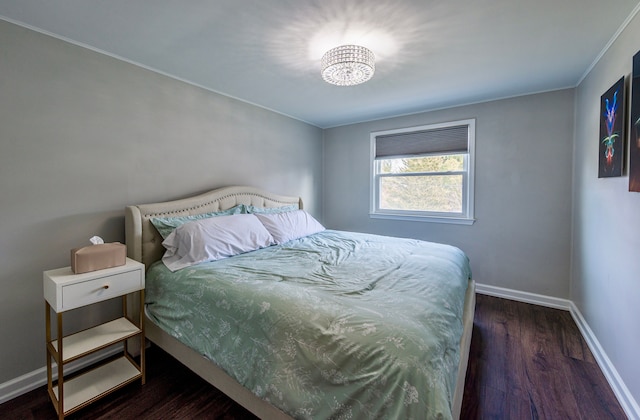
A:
[
  {"xmin": 630, "ymin": 51, "xmax": 640, "ymax": 191},
  {"xmin": 598, "ymin": 76, "xmax": 625, "ymax": 178}
]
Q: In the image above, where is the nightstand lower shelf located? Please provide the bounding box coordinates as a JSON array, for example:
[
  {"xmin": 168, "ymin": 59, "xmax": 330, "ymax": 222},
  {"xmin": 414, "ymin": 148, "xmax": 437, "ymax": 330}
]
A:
[
  {"xmin": 52, "ymin": 356, "xmax": 142, "ymax": 415},
  {"xmin": 50, "ymin": 317, "xmax": 141, "ymax": 363}
]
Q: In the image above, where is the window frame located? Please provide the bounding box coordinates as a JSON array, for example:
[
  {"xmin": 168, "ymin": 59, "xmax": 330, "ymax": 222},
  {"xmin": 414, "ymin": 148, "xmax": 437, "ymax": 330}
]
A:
[{"xmin": 369, "ymin": 119, "xmax": 476, "ymax": 225}]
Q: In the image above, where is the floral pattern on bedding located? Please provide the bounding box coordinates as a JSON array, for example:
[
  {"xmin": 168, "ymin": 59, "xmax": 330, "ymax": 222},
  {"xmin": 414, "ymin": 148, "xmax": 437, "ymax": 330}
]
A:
[{"xmin": 145, "ymin": 230, "xmax": 471, "ymax": 419}]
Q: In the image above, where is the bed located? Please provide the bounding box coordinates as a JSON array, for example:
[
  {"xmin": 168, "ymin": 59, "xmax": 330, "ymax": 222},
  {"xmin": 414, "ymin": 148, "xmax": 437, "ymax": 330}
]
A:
[{"xmin": 125, "ymin": 185, "xmax": 475, "ymax": 419}]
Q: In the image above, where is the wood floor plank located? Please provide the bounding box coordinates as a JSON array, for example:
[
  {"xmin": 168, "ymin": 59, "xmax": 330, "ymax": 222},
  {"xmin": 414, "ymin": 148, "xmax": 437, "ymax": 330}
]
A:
[
  {"xmin": 0, "ymin": 294, "xmax": 627, "ymax": 419},
  {"xmin": 563, "ymin": 356, "xmax": 627, "ymax": 420},
  {"xmin": 558, "ymin": 310, "xmax": 596, "ymax": 363},
  {"xmin": 520, "ymin": 303, "xmax": 578, "ymax": 419}
]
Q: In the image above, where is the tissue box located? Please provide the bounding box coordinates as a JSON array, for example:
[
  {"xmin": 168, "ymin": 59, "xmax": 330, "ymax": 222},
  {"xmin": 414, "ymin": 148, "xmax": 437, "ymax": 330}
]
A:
[{"xmin": 70, "ymin": 242, "xmax": 126, "ymax": 274}]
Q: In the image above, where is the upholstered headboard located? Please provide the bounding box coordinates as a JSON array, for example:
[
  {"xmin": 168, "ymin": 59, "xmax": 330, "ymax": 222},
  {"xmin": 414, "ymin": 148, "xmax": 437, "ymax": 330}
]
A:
[{"xmin": 125, "ymin": 186, "xmax": 303, "ymax": 269}]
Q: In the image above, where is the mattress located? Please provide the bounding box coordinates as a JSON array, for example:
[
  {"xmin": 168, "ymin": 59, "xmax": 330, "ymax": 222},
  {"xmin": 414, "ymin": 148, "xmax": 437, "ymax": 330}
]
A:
[{"xmin": 145, "ymin": 230, "xmax": 472, "ymax": 419}]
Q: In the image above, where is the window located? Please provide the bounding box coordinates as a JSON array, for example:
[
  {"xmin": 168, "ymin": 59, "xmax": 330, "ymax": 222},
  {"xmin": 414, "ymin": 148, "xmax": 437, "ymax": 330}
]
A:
[{"xmin": 370, "ymin": 119, "xmax": 475, "ymax": 224}]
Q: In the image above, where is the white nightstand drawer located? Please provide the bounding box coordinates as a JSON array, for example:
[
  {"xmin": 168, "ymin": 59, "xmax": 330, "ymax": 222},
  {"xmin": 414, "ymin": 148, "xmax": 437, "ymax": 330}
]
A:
[
  {"xmin": 44, "ymin": 258, "xmax": 145, "ymax": 312},
  {"xmin": 62, "ymin": 270, "xmax": 142, "ymax": 309}
]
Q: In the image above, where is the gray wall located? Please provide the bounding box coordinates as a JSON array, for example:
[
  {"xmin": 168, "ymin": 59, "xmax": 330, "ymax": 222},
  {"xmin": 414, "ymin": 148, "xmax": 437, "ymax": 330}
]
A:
[
  {"xmin": 323, "ymin": 89, "xmax": 575, "ymax": 297},
  {"xmin": 0, "ymin": 20, "xmax": 323, "ymax": 384},
  {"xmin": 572, "ymin": 11, "xmax": 640, "ymax": 404}
]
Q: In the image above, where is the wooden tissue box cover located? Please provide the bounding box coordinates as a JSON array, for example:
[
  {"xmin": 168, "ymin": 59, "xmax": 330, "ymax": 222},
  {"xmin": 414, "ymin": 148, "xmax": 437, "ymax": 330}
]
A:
[{"xmin": 71, "ymin": 243, "xmax": 126, "ymax": 274}]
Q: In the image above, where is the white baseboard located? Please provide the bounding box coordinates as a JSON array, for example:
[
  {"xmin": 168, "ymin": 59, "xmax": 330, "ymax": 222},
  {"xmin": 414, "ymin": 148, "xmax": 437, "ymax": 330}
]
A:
[
  {"xmin": 475, "ymin": 283, "xmax": 572, "ymax": 310},
  {"xmin": 0, "ymin": 346, "xmax": 121, "ymax": 405},
  {"xmin": 476, "ymin": 283, "xmax": 640, "ymax": 420}
]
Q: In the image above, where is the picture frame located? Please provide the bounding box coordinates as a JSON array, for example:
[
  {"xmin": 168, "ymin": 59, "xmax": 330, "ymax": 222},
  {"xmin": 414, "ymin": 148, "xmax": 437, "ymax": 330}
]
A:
[
  {"xmin": 598, "ymin": 76, "xmax": 625, "ymax": 178},
  {"xmin": 629, "ymin": 51, "xmax": 640, "ymax": 191}
]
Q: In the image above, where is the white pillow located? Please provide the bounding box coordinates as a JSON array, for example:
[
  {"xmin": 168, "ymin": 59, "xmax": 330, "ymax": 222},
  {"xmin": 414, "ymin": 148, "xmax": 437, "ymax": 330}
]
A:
[
  {"xmin": 255, "ymin": 210, "xmax": 325, "ymax": 245},
  {"xmin": 162, "ymin": 214, "xmax": 274, "ymax": 271}
]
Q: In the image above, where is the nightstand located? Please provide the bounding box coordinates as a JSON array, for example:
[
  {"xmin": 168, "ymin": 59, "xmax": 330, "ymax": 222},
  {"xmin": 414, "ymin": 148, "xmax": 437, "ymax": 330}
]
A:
[{"xmin": 43, "ymin": 257, "xmax": 145, "ymax": 419}]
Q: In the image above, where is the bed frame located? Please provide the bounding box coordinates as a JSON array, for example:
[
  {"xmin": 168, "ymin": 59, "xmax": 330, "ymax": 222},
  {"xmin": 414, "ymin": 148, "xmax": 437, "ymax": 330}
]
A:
[{"xmin": 125, "ymin": 185, "xmax": 475, "ymax": 419}]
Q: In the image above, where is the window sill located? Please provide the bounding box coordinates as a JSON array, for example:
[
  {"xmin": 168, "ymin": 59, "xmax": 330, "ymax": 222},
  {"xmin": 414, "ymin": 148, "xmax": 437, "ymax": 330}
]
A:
[{"xmin": 369, "ymin": 212, "xmax": 476, "ymax": 225}]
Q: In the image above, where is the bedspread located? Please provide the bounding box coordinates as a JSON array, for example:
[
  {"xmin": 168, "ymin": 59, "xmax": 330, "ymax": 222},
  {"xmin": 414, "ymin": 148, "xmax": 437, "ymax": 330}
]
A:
[{"xmin": 145, "ymin": 230, "xmax": 471, "ymax": 419}]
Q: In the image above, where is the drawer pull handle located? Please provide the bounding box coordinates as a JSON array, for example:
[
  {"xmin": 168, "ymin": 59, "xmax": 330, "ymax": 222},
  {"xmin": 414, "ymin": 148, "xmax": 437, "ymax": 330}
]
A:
[{"xmin": 103, "ymin": 285, "xmax": 109, "ymax": 290}]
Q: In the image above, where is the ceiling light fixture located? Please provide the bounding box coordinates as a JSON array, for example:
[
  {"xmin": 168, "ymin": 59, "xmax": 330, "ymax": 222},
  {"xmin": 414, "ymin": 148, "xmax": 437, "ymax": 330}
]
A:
[{"xmin": 321, "ymin": 45, "xmax": 375, "ymax": 86}]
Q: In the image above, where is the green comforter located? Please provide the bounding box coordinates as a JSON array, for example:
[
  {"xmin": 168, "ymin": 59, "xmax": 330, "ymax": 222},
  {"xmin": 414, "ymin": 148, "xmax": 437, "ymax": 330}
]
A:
[{"xmin": 145, "ymin": 230, "xmax": 471, "ymax": 419}]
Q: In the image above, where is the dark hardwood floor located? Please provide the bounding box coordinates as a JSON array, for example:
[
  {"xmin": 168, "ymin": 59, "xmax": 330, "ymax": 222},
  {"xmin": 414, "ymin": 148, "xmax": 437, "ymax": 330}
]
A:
[
  {"xmin": 1, "ymin": 294, "xmax": 626, "ymax": 419},
  {"xmin": 461, "ymin": 295, "xmax": 626, "ymax": 419}
]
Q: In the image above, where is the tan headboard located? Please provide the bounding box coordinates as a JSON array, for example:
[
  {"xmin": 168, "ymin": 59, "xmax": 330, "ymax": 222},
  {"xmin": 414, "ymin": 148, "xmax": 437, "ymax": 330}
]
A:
[{"xmin": 125, "ymin": 186, "xmax": 303, "ymax": 269}]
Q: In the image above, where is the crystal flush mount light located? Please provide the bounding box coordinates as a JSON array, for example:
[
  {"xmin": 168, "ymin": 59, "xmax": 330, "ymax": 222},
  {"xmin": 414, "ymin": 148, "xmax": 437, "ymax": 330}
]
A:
[{"xmin": 321, "ymin": 45, "xmax": 375, "ymax": 86}]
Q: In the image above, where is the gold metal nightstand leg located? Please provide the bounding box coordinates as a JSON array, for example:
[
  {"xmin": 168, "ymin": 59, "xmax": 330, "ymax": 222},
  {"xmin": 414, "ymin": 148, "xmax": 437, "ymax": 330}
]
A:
[
  {"xmin": 46, "ymin": 300, "xmax": 65, "ymax": 419},
  {"xmin": 140, "ymin": 290, "xmax": 146, "ymax": 384},
  {"xmin": 45, "ymin": 301, "xmax": 51, "ymax": 390},
  {"xmin": 57, "ymin": 311, "xmax": 64, "ymax": 419}
]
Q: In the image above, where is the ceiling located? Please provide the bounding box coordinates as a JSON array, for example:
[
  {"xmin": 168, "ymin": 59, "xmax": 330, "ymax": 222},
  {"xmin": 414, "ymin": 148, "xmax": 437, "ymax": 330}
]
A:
[{"xmin": 1, "ymin": 0, "xmax": 638, "ymax": 128}]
